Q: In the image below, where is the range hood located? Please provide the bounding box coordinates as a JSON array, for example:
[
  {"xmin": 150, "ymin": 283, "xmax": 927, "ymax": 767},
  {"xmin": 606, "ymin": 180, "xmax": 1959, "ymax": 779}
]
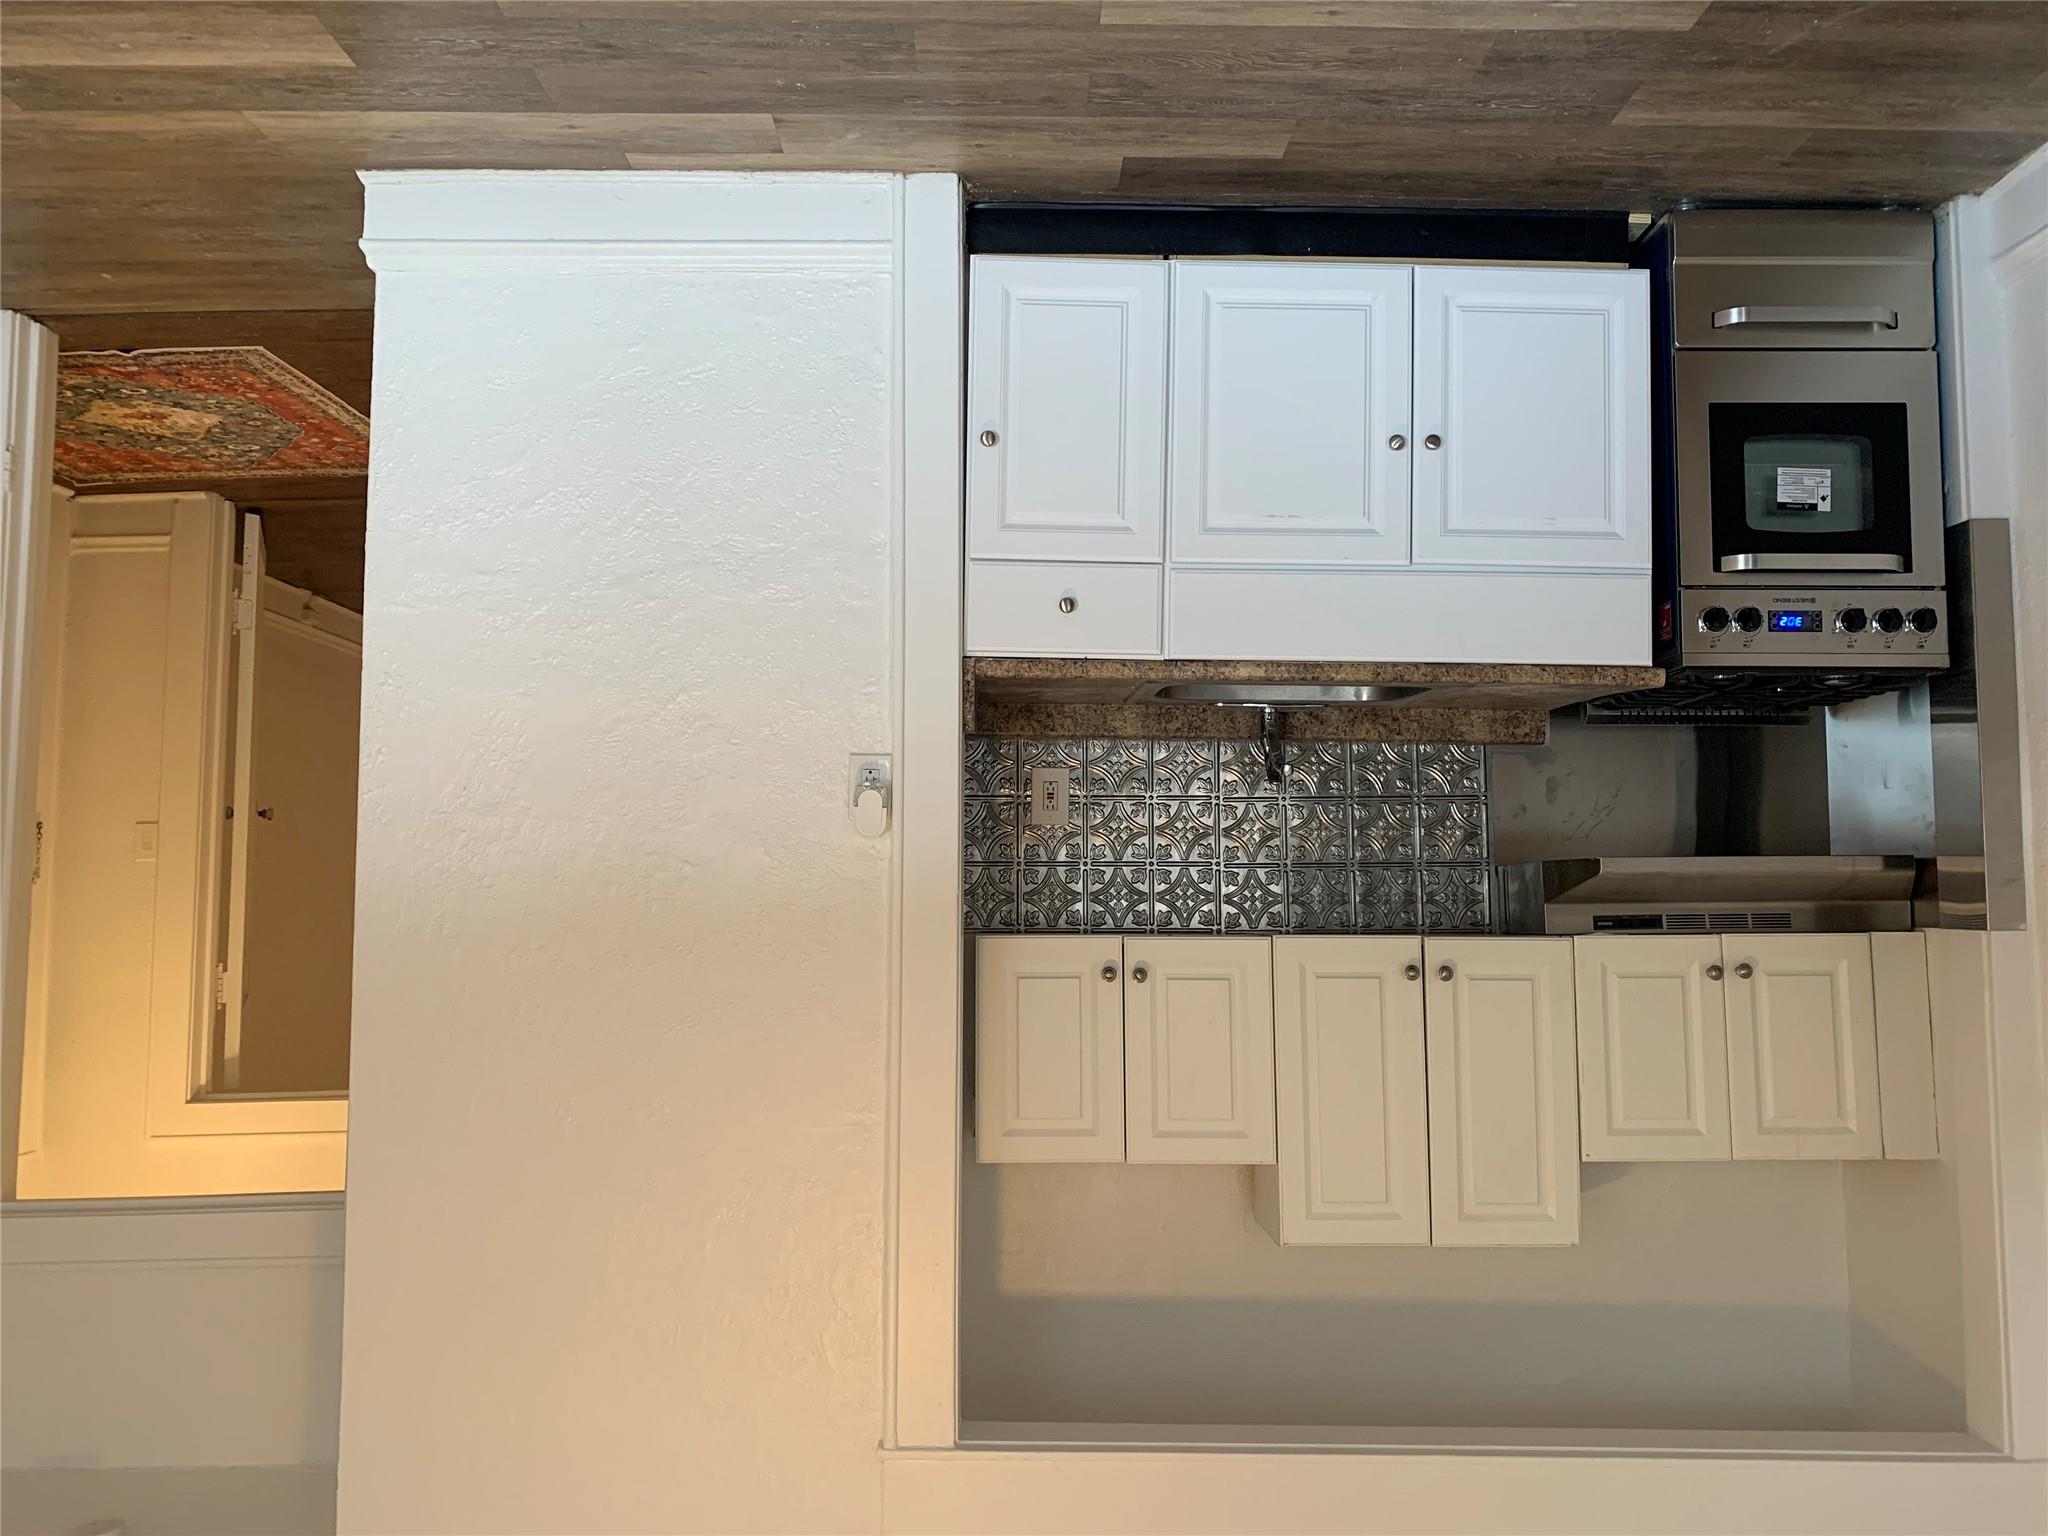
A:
[
  {"xmin": 965, "ymin": 658, "xmax": 1665, "ymax": 747},
  {"xmin": 1500, "ymin": 855, "xmax": 1918, "ymax": 934}
]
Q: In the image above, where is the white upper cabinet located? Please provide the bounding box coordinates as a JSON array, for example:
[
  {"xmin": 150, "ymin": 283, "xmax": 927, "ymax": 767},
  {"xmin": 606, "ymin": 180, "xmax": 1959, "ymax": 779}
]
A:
[
  {"xmin": 967, "ymin": 256, "xmax": 1167, "ymax": 564},
  {"xmin": 1573, "ymin": 935, "xmax": 1733, "ymax": 1162},
  {"xmin": 1425, "ymin": 937, "xmax": 1580, "ymax": 1246},
  {"xmin": 1257, "ymin": 937, "xmax": 1430, "ymax": 1246},
  {"xmin": 975, "ymin": 935, "xmax": 1126, "ymax": 1163},
  {"xmin": 1724, "ymin": 934, "xmax": 1883, "ymax": 1160},
  {"xmin": 1411, "ymin": 265, "xmax": 1649, "ymax": 571},
  {"xmin": 1123, "ymin": 937, "xmax": 1277, "ymax": 1164},
  {"xmin": 1168, "ymin": 263, "xmax": 1413, "ymax": 566}
]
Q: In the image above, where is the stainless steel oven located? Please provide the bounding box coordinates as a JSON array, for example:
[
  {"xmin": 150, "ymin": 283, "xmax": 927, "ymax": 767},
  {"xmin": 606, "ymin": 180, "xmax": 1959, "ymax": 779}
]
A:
[{"xmin": 1643, "ymin": 209, "xmax": 1948, "ymax": 683}]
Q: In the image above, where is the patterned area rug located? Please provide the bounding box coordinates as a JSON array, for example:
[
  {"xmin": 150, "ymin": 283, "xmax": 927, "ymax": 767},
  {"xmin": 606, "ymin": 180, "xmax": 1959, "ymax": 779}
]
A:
[{"xmin": 53, "ymin": 346, "xmax": 369, "ymax": 485}]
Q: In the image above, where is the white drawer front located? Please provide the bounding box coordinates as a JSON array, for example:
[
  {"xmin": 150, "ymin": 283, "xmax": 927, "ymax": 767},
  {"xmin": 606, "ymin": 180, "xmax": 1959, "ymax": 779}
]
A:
[{"xmin": 967, "ymin": 561, "xmax": 1163, "ymax": 658}]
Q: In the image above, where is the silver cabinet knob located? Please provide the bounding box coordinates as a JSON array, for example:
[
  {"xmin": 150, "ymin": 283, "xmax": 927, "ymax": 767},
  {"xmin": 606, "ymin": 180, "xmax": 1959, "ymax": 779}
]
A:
[
  {"xmin": 979, "ymin": 429, "xmax": 999, "ymax": 447},
  {"xmin": 1437, "ymin": 962, "xmax": 1454, "ymax": 981},
  {"xmin": 1735, "ymin": 961, "xmax": 1755, "ymax": 980},
  {"xmin": 1403, "ymin": 962, "xmax": 1421, "ymax": 981},
  {"xmin": 1057, "ymin": 594, "xmax": 1077, "ymax": 614},
  {"xmin": 1101, "ymin": 963, "xmax": 1118, "ymax": 982},
  {"xmin": 1132, "ymin": 964, "xmax": 1150, "ymax": 983},
  {"xmin": 1706, "ymin": 963, "xmax": 1724, "ymax": 981},
  {"xmin": 1424, "ymin": 433, "xmax": 1443, "ymax": 450},
  {"xmin": 1388, "ymin": 433, "xmax": 1407, "ymax": 451}
]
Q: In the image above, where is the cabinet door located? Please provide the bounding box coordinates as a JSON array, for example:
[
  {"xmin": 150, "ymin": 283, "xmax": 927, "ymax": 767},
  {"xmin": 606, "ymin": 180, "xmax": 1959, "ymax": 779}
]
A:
[
  {"xmin": 1425, "ymin": 937, "xmax": 1580, "ymax": 1245},
  {"xmin": 975, "ymin": 935, "xmax": 1125, "ymax": 1163},
  {"xmin": 967, "ymin": 256, "xmax": 1167, "ymax": 563},
  {"xmin": 1168, "ymin": 262, "xmax": 1413, "ymax": 566},
  {"xmin": 1124, "ymin": 937, "xmax": 1276, "ymax": 1164},
  {"xmin": 1573, "ymin": 936, "xmax": 1732, "ymax": 1162},
  {"xmin": 1256, "ymin": 938, "xmax": 1429, "ymax": 1245},
  {"xmin": 1411, "ymin": 266, "xmax": 1649, "ymax": 571},
  {"xmin": 1725, "ymin": 934, "xmax": 1882, "ymax": 1160}
]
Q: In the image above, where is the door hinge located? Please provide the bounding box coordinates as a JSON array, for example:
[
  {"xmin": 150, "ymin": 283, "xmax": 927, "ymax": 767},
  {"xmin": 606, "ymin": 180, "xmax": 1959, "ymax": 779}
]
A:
[
  {"xmin": 232, "ymin": 595, "xmax": 255, "ymax": 635},
  {"xmin": 214, "ymin": 963, "xmax": 229, "ymax": 1008},
  {"xmin": 32, "ymin": 818, "xmax": 43, "ymax": 882}
]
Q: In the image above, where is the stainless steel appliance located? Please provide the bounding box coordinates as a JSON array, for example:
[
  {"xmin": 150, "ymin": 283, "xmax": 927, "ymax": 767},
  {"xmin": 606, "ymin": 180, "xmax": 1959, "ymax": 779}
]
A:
[
  {"xmin": 1599, "ymin": 211, "xmax": 1950, "ymax": 720},
  {"xmin": 1500, "ymin": 855, "xmax": 1918, "ymax": 935}
]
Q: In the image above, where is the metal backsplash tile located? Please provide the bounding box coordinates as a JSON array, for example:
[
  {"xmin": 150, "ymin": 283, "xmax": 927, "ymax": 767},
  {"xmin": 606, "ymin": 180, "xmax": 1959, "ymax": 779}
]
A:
[{"xmin": 963, "ymin": 737, "xmax": 1493, "ymax": 935}]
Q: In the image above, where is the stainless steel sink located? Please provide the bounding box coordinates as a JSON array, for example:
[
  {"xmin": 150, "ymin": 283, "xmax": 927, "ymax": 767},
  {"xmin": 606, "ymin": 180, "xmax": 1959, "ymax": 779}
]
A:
[{"xmin": 1143, "ymin": 682, "xmax": 1430, "ymax": 707}]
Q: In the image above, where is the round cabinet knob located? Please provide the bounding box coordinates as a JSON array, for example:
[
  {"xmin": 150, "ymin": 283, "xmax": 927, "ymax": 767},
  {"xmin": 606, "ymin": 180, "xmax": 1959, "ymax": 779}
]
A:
[
  {"xmin": 1734, "ymin": 606, "xmax": 1764, "ymax": 634},
  {"xmin": 1735, "ymin": 961, "xmax": 1755, "ymax": 980},
  {"xmin": 1909, "ymin": 607, "xmax": 1940, "ymax": 634},
  {"xmin": 1698, "ymin": 606, "xmax": 1731, "ymax": 635},
  {"xmin": 1403, "ymin": 962, "xmax": 1422, "ymax": 981},
  {"xmin": 1835, "ymin": 607, "xmax": 1868, "ymax": 634},
  {"xmin": 1706, "ymin": 963, "xmax": 1725, "ymax": 981},
  {"xmin": 979, "ymin": 429, "xmax": 999, "ymax": 448},
  {"xmin": 1423, "ymin": 433, "xmax": 1443, "ymax": 450},
  {"xmin": 1057, "ymin": 594, "xmax": 1078, "ymax": 614},
  {"xmin": 1132, "ymin": 964, "xmax": 1150, "ymax": 983},
  {"xmin": 1437, "ymin": 962, "xmax": 1454, "ymax": 981},
  {"xmin": 1388, "ymin": 433, "xmax": 1407, "ymax": 451},
  {"xmin": 1874, "ymin": 607, "xmax": 1906, "ymax": 635},
  {"xmin": 1101, "ymin": 963, "xmax": 1118, "ymax": 982}
]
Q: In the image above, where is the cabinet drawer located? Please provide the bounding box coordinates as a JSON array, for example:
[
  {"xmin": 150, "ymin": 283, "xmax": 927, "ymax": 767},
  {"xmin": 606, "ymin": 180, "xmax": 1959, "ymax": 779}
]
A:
[{"xmin": 966, "ymin": 560, "xmax": 1163, "ymax": 657}]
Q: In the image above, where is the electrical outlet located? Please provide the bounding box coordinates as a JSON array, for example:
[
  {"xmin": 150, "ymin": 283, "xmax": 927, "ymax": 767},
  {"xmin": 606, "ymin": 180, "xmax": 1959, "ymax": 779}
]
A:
[{"xmin": 1027, "ymin": 766, "xmax": 1070, "ymax": 828}]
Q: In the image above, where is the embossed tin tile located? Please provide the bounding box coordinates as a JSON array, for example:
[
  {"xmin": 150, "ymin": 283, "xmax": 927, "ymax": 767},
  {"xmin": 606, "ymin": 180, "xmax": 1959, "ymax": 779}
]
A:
[
  {"xmin": 1353, "ymin": 796, "xmax": 1419, "ymax": 864},
  {"xmin": 1086, "ymin": 738, "xmax": 1152, "ymax": 797},
  {"xmin": 962, "ymin": 796, "xmax": 1019, "ymax": 866},
  {"xmin": 1215, "ymin": 797, "xmax": 1285, "ymax": 865},
  {"xmin": 1358, "ymin": 866, "xmax": 1422, "ymax": 931},
  {"xmin": 1152, "ymin": 863, "xmax": 1214, "ymax": 931},
  {"xmin": 1153, "ymin": 798, "xmax": 1216, "ymax": 865},
  {"xmin": 1018, "ymin": 806, "xmax": 1085, "ymax": 864},
  {"xmin": 1218, "ymin": 865, "xmax": 1288, "ymax": 932},
  {"xmin": 1283, "ymin": 799, "xmax": 1351, "ymax": 866},
  {"xmin": 963, "ymin": 864, "xmax": 1017, "ymax": 932},
  {"xmin": 1351, "ymin": 741, "xmax": 1417, "ymax": 797},
  {"xmin": 1282, "ymin": 741, "xmax": 1349, "ymax": 798},
  {"xmin": 1419, "ymin": 797, "xmax": 1489, "ymax": 864},
  {"xmin": 1084, "ymin": 795, "xmax": 1153, "ymax": 864},
  {"xmin": 1286, "ymin": 867, "xmax": 1355, "ymax": 932},
  {"xmin": 1153, "ymin": 739, "xmax": 1215, "ymax": 797},
  {"xmin": 1086, "ymin": 864, "xmax": 1153, "ymax": 933},
  {"xmin": 964, "ymin": 735, "xmax": 1018, "ymax": 798},
  {"xmin": 1209, "ymin": 741, "xmax": 1277, "ymax": 798},
  {"xmin": 1020, "ymin": 738, "xmax": 1087, "ymax": 777},
  {"xmin": 1420, "ymin": 865, "xmax": 1491, "ymax": 931},
  {"xmin": 1417, "ymin": 742, "xmax": 1485, "ymax": 797},
  {"xmin": 1019, "ymin": 863, "xmax": 1085, "ymax": 930}
]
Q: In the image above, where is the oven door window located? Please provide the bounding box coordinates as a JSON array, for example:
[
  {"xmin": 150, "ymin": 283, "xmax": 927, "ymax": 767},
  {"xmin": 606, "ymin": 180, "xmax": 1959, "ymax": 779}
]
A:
[{"xmin": 1709, "ymin": 403, "xmax": 1915, "ymax": 570}]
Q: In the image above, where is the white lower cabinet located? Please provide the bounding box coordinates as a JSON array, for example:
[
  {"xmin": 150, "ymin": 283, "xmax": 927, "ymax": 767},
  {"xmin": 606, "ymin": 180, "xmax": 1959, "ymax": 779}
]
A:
[
  {"xmin": 1124, "ymin": 937, "xmax": 1277, "ymax": 1164},
  {"xmin": 1256, "ymin": 938, "xmax": 1430, "ymax": 1246},
  {"xmin": 974, "ymin": 935, "xmax": 1125, "ymax": 1163},
  {"xmin": 1724, "ymin": 934, "xmax": 1883, "ymax": 1161},
  {"xmin": 1574, "ymin": 935, "xmax": 1732, "ymax": 1162},
  {"xmin": 1425, "ymin": 937, "xmax": 1581, "ymax": 1247}
]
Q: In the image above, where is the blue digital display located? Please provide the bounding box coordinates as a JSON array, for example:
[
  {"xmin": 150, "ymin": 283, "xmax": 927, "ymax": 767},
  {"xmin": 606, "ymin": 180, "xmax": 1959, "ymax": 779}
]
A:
[{"xmin": 1770, "ymin": 610, "xmax": 1822, "ymax": 632}]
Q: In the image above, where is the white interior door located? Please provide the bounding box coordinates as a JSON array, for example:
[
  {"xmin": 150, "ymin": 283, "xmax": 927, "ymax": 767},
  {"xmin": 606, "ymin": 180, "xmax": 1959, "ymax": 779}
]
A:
[
  {"xmin": 974, "ymin": 935, "xmax": 1125, "ymax": 1162},
  {"xmin": 1725, "ymin": 934, "xmax": 1883, "ymax": 1160},
  {"xmin": 967, "ymin": 256, "xmax": 1167, "ymax": 563},
  {"xmin": 1425, "ymin": 936, "xmax": 1580, "ymax": 1246},
  {"xmin": 1256, "ymin": 937, "xmax": 1429, "ymax": 1245},
  {"xmin": 217, "ymin": 512, "xmax": 264, "ymax": 1091},
  {"xmin": 1168, "ymin": 261, "xmax": 1413, "ymax": 566},
  {"xmin": 1411, "ymin": 265, "xmax": 1649, "ymax": 570},
  {"xmin": 1124, "ymin": 936, "xmax": 1275, "ymax": 1164},
  {"xmin": 1574, "ymin": 935, "xmax": 1733, "ymax": 1162}
]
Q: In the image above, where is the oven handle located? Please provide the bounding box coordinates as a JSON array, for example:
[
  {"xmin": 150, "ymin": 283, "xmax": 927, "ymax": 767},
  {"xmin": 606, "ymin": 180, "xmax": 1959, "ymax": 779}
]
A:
[
  {"xmin": 1719, "ymin": 553, "xmax": 1908, "ymax": 573},
  {"xmin": 1712, "ymin": 304, "xmax": 1900, "ymax": 330}
]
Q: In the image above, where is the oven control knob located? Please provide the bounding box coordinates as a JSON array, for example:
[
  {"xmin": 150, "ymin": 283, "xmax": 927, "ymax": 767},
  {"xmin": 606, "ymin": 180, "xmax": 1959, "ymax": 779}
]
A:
[
  {"xmin": 1697, "ymin": 605, "xmax": 1731, "ymax": 634},
  {"xmin": 1834, "ymin": 607, "xmax": 1868, "ymax": 634},
  {"xmin": 1908, "ymin": 607, "xmax": 1940, "ymax": 634},
  {"xmin": 1874, "ymin": 607, "xmax": 1906, "ymax": 634},
  {"xmin": 1733, "ymin": 606, "xmax": 1764, "ymax": 634}
]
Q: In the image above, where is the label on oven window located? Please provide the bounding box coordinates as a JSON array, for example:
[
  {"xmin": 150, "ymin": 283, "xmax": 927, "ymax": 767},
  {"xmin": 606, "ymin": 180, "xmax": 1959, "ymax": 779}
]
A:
[{"xmin": 1776, "ymin": 466, "xmax": 1833, "ymax": 513}]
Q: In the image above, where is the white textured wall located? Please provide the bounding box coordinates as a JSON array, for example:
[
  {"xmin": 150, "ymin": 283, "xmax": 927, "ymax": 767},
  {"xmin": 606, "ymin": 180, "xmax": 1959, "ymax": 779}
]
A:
[{"xmin": 338, "ymin": 177, "xmax": 900, "ymax": 1533}]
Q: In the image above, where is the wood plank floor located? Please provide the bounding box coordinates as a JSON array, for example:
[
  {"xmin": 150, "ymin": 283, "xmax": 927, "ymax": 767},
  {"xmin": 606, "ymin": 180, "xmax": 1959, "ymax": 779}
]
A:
[{"xmin": 6, "ymin": 1, "xmax": 2045, "ymax": 315}]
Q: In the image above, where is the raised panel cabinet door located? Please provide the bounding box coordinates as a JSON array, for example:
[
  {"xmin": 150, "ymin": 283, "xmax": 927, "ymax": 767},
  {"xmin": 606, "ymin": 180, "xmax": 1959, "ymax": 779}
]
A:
[
  {"xmin": 1411, "ymin": 266, "xmax": 1650, "ymax": 571},
  {"xmin": 1425, "ymin": 937, "xmax": 1580, "ymax": 1246},
  {"xmin": 1573, "ymin": 935, "xmax": 1732, "ymax": 1161},
  {"xmin": 1124, "ymin": 937, "xmax": 1276, "ymax": 1164},
  {"xmin": 1255, "ymin": 937, "xmax": 1429, "ymax": 1245},
  {"xmin": 1725, "ymin": 934, "xmax": 1883, "ymax": 1160},
  {"xmin": 1168, "ymin": 262, "xmax": 1413, "ymax": 566},
  {"xmin": 975, "ymin": 935, "xmax": 1125, "ymax": 1163},
  {"xmin": 967, "ymin": 256, "xmax": 1167, "ymax": 563}
]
